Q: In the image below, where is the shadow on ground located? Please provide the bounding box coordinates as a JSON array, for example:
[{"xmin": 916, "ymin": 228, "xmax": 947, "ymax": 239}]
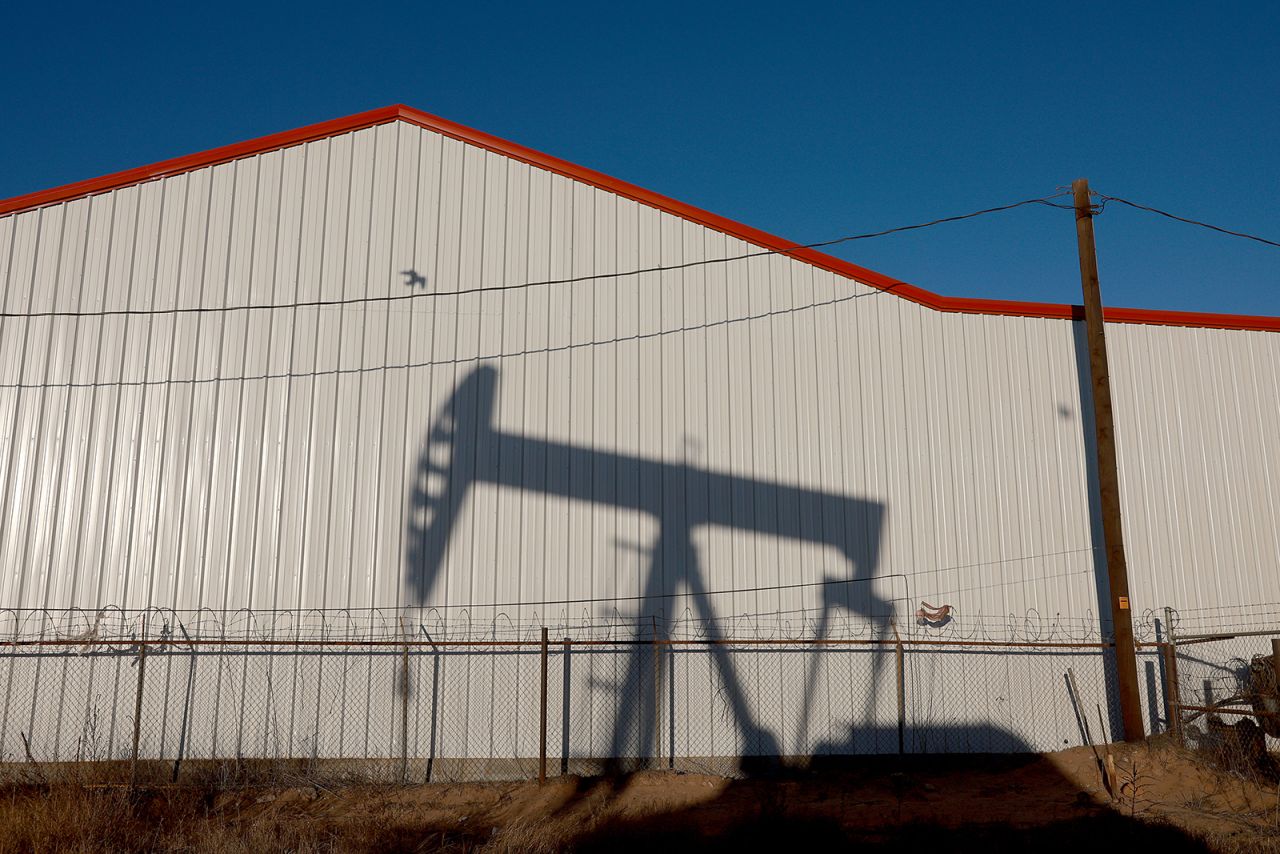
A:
[{"xmin": 568, "ymin": 755, "xmax": 1215, "ymax": 853}]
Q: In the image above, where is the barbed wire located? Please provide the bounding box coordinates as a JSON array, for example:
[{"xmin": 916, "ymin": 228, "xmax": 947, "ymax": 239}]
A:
[
  {"xmin": 0, "ymin": 603, "xmax": 1120, "ymax": 648},
  {"xmin": 1152, "ymin": 603, "xmax": 1280, "ymax": 638}
]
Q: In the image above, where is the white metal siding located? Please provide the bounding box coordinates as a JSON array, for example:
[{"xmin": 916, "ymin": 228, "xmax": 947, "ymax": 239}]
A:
[
  {"xmin": 2, "ymin": 120, "xmax": 1276, "ymax": 624},
  {"xmin": 1, "ymin": 119, "xmax": 1277, "ymax": 764},
  {"xmin": 1110, "ymin": 322, "xmax": 1280, "ymax": 612}
]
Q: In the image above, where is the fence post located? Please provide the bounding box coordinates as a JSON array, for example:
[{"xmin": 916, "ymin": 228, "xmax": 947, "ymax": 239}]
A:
[
  {"xmin": 1272, "ymin": 638, "xmax": 1280, "ymax": 693},
  {"xmin": 652, "ymin": 616, "xmax": 662, "ymax": 768},
  {"xmin": 892, "ymin": 619, "xmax": 905, "ymax": 755},
  {"xmin": 400, "ymin": 618, "xmax": 410, "ymax": 784},
  {"xmin": 539, "ymin": 627, "xmax": 548, "ymax": 784},
  {"xmin": 1271, "ymin": 638, "xmax": 1280, "ymax": 735},
  {"xmin": 1163, "ymin": 607, "xmax": 1182, "ymax": 745},
  {"xmin": 422, "ymin": 627, "xmax": 439, "ymax": 784},
  {"xmin": 129, "ymin": 613, "xmax": 149, "ymax": 789},
  {"xmin": 561, "ymin": 637, "xmax": 571, "ymax": 776},
  {"xmin": 171, "ymin": 621, "xmax": 197, "ymax": 782}
]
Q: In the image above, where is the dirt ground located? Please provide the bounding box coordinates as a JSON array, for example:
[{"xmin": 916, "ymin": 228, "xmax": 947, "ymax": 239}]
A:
[{"xmin": 1, "ymin": 739, "xmax": 1278, "ymax": 852}]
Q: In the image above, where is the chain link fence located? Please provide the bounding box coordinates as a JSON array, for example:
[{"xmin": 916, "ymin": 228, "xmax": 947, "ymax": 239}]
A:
[
  {"xmin": 1152, "ymin": 604, "xmax": 1280, "ymax": 781},
  {"xmin": 2, "ymin": 604, "xmax": 1266, "ymax": 786}
]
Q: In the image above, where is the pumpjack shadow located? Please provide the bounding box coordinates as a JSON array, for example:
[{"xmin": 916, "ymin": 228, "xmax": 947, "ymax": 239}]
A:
[{"xmin": 405, "ymin": 365, "xmax": 894, "ymax": 768}]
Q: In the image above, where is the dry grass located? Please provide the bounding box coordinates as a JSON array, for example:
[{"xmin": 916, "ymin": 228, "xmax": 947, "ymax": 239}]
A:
[
  {"xmin": 0, "ymin": 741, "xmax": 1278, "ymax": 853},
  {"xmin": 0, "ymin": 784, "xmax": 488, "ymax": 854}
]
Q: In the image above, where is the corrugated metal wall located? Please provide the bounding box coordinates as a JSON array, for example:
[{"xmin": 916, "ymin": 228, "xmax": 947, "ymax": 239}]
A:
[
  {"xmin": 1110, "ymin": 322, "xmax": 1280, "ymax": 610},
  {"xmin": 0, "ymin": 119, "xmax": 1276, "ymax": 763}
]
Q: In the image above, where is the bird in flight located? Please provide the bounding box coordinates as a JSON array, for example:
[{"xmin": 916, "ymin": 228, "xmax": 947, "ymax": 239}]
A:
[{"xmin": 401, "ymin": 269, "xmax": 428, "ymax": 289}]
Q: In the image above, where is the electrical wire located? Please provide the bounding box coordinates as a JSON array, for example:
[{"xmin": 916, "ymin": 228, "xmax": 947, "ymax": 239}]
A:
[
  {"xmin": 398, "ymin": 572, "xmax": 911, "ymax": 612},
  {"xmin": 338, "ymin": 547, "xmax": 1094, "ymax": 613},
  {"xmin": 0, "ymin": 193, "xmax": 1072, "ymax": 320},
  {"xmin": 1094, "ymin": 193, "xmax": 1280, "ymax": 249}
]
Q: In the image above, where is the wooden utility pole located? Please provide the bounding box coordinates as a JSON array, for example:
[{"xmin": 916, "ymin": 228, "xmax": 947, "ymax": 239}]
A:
[{"xmin": 1073, "ymin": 178, "xmax": 1144, "ymax": 742}]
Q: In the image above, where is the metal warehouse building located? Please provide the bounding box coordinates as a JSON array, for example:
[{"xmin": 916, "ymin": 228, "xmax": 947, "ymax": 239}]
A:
[{"xmin": 0, "ymin": 106, "xmax": 1277, "ymax": 776}]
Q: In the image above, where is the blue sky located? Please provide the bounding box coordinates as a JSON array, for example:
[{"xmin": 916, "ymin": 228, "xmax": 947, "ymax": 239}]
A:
[{"xmin": 3, "ymin": 2, "xmax": 1276, "ymax": 315}]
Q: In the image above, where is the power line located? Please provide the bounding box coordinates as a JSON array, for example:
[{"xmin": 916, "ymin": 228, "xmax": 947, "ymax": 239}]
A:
[
  {"xmin": 0, "ymin": 193, "xmax": 1072, "ymax": 320},
  {"xmin": 0, "ymin": 290, "xmax": 875, "ymax": 390},
  {"xmin": 805, "ymin": 193, "xmax": 1073, "ymax": 244},
  {"xmin": 391, "ymin": 547, "xmax": 1096, "ymax": 612},
  {"xmin": 1095, "ymin": 193, "xmax": 1280, "ymax": 249},
  {"xmin": 404, "ymin": 572, "xmax": 911, "ymax": 612}
]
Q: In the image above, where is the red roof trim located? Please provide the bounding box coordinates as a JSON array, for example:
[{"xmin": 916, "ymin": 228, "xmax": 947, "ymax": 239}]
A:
[{"xmin": 2, "ymin": 105, "xmax": 1277, "ymax": 333}]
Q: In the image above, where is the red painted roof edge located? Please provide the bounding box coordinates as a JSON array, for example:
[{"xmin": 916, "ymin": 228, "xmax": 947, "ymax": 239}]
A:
[{"xmin": 2, "ymin": 104, "xmax": 1276, "ymax": 333}]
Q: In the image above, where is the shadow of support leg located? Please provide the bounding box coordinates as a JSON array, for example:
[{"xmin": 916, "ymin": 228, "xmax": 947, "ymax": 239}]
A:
[{"xmin": 680, "ymin": 545, "xmax": 781, "ymax": 771}]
